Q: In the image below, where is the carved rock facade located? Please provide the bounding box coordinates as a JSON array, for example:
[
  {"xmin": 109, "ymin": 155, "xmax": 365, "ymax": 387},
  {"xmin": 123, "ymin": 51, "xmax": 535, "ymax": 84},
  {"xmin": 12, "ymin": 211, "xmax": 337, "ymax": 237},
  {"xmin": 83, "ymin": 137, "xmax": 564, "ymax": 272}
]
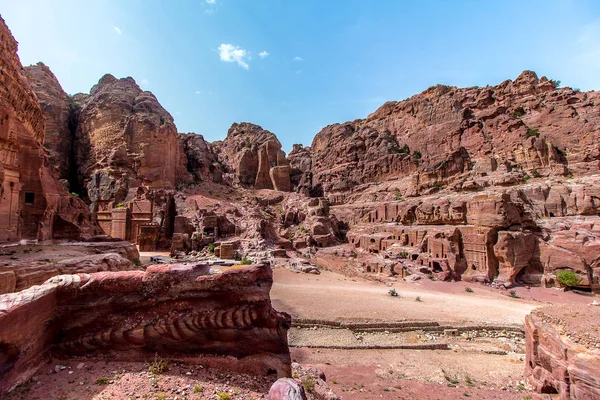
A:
[{"xmin": 0, "ymin": 17, "xmax": 98, "ymax": 242}]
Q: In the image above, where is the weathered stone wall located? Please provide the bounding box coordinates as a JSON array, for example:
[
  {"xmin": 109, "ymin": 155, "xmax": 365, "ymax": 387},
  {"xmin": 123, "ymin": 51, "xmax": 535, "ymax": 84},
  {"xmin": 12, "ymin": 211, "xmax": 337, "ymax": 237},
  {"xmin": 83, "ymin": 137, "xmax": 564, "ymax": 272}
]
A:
[{"xmin": 0, "ymin": 262, "xmax": 291, "ymax": 394}]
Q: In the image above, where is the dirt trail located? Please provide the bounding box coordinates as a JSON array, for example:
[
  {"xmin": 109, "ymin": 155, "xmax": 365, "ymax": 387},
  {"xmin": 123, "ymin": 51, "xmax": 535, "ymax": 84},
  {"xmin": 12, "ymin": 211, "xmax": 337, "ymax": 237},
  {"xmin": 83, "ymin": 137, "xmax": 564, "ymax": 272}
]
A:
[{"xmin": 271, "ymin": 269, "xmax": 538, "ymax": 325}]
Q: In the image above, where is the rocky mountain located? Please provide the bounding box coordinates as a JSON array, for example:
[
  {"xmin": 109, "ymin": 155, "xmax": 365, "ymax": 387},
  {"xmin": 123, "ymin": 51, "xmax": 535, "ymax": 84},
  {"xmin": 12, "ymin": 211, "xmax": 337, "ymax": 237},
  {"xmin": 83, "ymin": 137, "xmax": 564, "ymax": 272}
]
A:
[
  {"xmin": 305, "ymin": 71, "xmax": 600, "ymax": 290},
  {"xmin": 215, "ymin": 122, "xmax": 291, "ymax": 190},
  {"xmin": 24, "ymin": 62, "xmax": 72, "ymax": 181},
  {"xmin": 179, "ymin": 132, "xmax": 223, "ymax": 184},
  {"xmin": 71, "ymin": 74, "xmax": 192, "ymax": 204},
  {"xmin": 305, "ymin": 71, "xmax": 599, "ymax": 200}
]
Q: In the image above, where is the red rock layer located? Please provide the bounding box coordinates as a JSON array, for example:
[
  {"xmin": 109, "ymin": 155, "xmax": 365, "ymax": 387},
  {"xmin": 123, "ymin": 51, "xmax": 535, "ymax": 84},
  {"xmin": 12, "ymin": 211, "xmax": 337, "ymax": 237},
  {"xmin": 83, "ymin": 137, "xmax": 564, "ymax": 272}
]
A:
[
  {"xmin": 0, "ymin": 262, "xmax": 291, "ymax": 394},
  {"xmin": 525, "ymin": 306, "xmax": 600, "ymax": 399}
]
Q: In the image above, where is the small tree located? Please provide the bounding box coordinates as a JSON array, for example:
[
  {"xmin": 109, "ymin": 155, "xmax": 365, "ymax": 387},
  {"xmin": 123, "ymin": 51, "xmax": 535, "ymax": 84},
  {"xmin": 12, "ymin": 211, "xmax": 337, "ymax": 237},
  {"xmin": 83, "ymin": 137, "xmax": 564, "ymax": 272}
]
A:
[
  {"xmin": 556, "ymin": 270, "xmax": 580, "ymax": 288},
  {"xmin": 207, "ymin": 243, "xmax": 215, "ymax": 253},
  {"xmin": 412, "ymin": 150, "xmax": 422, "ymax": 161}
]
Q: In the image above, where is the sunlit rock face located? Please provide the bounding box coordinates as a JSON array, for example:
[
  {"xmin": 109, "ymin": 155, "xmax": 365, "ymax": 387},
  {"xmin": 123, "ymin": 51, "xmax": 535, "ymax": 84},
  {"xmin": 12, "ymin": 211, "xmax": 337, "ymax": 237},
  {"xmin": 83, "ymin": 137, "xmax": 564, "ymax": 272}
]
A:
[
  {"xmin": 72, "ymin": 73, "xmax": 191, "ymax": 204},
  {"xmin": 215, "ymin": 122, "xmax": 291, "ymax": 191}
]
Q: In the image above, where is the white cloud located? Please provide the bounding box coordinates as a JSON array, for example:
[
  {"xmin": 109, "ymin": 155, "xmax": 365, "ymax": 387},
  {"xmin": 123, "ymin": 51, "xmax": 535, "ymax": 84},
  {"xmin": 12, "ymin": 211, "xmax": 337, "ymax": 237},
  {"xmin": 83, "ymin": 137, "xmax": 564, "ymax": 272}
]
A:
[
  {"xmin": 206, "ymin": 0, "xmax": 216, "ymax": 3},
  {"xmin": 259, "ymin": 50, "xmax": 270, "ymax": 59},
  {"xmin": 294, "ymin": 56, "xmax": 304, "ymax": 61},
  {"xmin": 113, "ymin": 26, "xmax": 122, "ymax": 35},
  {"xmin": 195, "ymin": 90, "xmax": 201, "ymax": 94},
  {"xmin": 218, "ymin": 43, "xmax": 250, "ymax": 69},
  {"xmin": 140, "ymin": 78, "xmax": 149, "ymax": 86}
]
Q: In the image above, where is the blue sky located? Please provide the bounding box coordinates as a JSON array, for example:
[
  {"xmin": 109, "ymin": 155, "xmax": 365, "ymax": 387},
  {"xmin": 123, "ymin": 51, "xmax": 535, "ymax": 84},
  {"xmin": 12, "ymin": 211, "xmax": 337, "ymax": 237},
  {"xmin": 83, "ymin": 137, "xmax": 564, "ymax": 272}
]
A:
[{"xmin": 2, "ymin": 0, "xmax": 600, "ymax": 152}]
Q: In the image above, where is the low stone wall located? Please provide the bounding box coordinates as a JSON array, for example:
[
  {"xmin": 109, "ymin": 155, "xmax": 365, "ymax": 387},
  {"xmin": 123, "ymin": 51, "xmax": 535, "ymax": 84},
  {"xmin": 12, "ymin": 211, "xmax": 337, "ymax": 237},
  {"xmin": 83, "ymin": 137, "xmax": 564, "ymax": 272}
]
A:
[
  {"xmin": 0, "ymin": 262, "xmax": 291, "ymax": 394},
  {"xmin": 525, "ymin": 307, "xmax": 600, "ymax": 399}
]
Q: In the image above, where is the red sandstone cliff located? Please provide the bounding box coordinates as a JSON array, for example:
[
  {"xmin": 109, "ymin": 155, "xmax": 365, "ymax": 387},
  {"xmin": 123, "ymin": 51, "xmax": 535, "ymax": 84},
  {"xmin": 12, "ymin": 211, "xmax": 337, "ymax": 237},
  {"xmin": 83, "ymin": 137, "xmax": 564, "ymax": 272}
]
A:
[
  {"xmin": 304, "ymin": 71, "xmax": 599, "ymax": 200},
  {"xmin": 0, "ymin": 16, "xmax": 98, "ymax": 242},
  {"xmin": 71, "ymin": 74, "xmax": 192, "ymax": 204},
  {"xmin": 24, "ymin": 62, "xmax": 72, "ymax": 181},
  {"xmin": 215, "ymin": 122, "xmax": 291, "ymax": 190}
]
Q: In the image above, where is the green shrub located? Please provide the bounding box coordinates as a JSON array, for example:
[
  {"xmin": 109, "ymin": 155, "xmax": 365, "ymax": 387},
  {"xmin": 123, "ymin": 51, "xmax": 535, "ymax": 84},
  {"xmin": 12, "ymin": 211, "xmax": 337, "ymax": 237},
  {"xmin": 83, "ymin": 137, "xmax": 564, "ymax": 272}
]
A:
[
  {"xmin": 71, "ymin": 192, "xmax": 79, "ymax": 197},
  {"xmin": 132, "ymin": 258, "xmax": 142, "ymax": 267},
  {"xmin": 526, "ymin": 128, "xmax": 540, "ymax": 138},
  {"xmin": 193, "ymin": 385, "xmax": 203, "ymax": 393},
  {"xmin": 240, "ymin": 257, "xmax": 252, "ymax": 265},
  {"xmin": 394, "ymin": 189, "xmax": 403, "ymax": 201},
  {"xmin": 550, "ymin": 79, "xmax": 561, "ymax": 88},
  {"xmin": 465, "ymin": 287, "xmax": 473, "ymax": 293},
  {"xmin": 148, "ymin": 355, "xmax": 168, "ymax": 375},
  {"xmin": 510, "ymin": 107, "xmax": 525, "ymax": 118},
  {"xmin": 412, "ymin": 150, "xmax": 422, "ymax": 160},
  {"xmin": 207, "ymin": 243, "xmax": 215, "ymax": 253},
  {"xmin": 510, "ymin": 290, "xmax": 519, "ymax": 298},
  {"xmin": 557, "ymin": 270, "xmax": 580, "ymax": 287},
  {"xmin": 95, "ymin": 377, "xmax": 110, "ymax": 385},
  {"xmin": 398, "ymin": 144, "xmax": 410, "ymax": 154},
  {"xmin": 388, "ymin": 288, "xmax": 399, "ymax": 297},
  {"xmin": 523, "ymin": 174, "xmax": 530, "ymax": 182},
  {"xmin": 531, "ymin": 169, "xmax": 540, "ymax": 177},
  {"xmin": 415, "ymin": 296, "xmax": 422, "ymax": 302},
  {"xmin": 301, "ymin": 376, "xmax": 315, "ymax": 393}
]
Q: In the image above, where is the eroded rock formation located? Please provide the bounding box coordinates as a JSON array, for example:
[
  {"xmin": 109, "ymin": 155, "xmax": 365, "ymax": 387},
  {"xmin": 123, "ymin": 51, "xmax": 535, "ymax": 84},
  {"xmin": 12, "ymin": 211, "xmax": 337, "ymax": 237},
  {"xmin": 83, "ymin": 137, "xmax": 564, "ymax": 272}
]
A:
[
  {"xmin": 525, "ymin": 306, "xmax": 600, "ymax": 399},
  {"xmin": 216, "ymin": 123, "xmax": 291, "ymax": 191},
  {"xmin": 180, "ymin": 133, "xmax": 223, "ymax": 183},
  {"xmin": 0, "ymin": 262, "xmax": 291, "ymax": 394},
  {"xmin": 24, "ymin": 62, "xmax": 71, "ymax": 181},
  {"xmin": 0, "ymin": 17, "xmax": 98, "ymax": 242},
  {"xmin": 72, "ymin": 74, "xmax": 191, "ymax": 204}
]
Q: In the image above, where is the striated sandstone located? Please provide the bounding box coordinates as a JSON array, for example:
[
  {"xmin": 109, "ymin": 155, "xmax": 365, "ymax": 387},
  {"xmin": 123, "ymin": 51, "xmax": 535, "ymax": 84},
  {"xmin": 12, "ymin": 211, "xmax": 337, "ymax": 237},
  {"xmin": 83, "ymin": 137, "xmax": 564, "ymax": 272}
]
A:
[
  {"xmin": 0, "ymin": 262, "xmax": 291, "ymax": 394},
  {"xmin": 525, "ymin": 306, "xmax": 600, "ymax": 399}
]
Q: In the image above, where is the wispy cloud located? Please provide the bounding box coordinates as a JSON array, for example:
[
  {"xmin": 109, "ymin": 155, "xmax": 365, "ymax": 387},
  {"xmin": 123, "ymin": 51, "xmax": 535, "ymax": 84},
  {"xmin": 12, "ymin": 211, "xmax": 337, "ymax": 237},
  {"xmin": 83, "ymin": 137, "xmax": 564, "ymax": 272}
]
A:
[
  {"xmin": 195, "ymin": 90, "xmax": 201, "ymax": 94},
  {"xmin": 259, "ymin": 50, "xmax": 270, "ymax": 59},
  {"xmin": 294, "ymin": 56, "xmax": 304, "ymax": 61},
  {"xmin": 113, "ymin": 26, "xmax": 122, "ymax": 35},
  {"xmin": 218, "ymin": 44, "xmax": 250, "ymax": 69},
  {"xmin": 204, "ymin": 0, "xmax": 217, "ymax": 14},
  {"xmin": 140, "ymin": 78, "xmax": 149, "ymax": 86}
]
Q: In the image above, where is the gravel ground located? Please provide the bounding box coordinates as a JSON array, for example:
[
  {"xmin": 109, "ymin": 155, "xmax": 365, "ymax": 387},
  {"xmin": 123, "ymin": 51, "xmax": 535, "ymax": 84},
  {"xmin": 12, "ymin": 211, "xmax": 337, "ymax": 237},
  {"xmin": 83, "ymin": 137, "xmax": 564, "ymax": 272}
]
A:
[{"xmin": 6, "ymin": 360, "xmax": 274, "ymax": 400}]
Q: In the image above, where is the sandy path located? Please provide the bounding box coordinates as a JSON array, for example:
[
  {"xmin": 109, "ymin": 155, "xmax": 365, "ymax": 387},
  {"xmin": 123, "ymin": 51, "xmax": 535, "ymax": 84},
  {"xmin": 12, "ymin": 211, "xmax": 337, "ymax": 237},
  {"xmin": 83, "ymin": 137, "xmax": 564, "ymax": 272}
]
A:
[{"xmin": 271, "ymin": 269, "xmax": 538, "ymax": 325}]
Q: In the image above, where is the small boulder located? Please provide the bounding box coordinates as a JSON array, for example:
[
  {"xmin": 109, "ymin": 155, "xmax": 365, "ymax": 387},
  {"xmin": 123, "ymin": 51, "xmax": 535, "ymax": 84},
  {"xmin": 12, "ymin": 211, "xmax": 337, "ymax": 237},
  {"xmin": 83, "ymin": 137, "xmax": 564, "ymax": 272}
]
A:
[{"xmin": 268, "ymin": 378, "xmax": 307, "ymax": 400}]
